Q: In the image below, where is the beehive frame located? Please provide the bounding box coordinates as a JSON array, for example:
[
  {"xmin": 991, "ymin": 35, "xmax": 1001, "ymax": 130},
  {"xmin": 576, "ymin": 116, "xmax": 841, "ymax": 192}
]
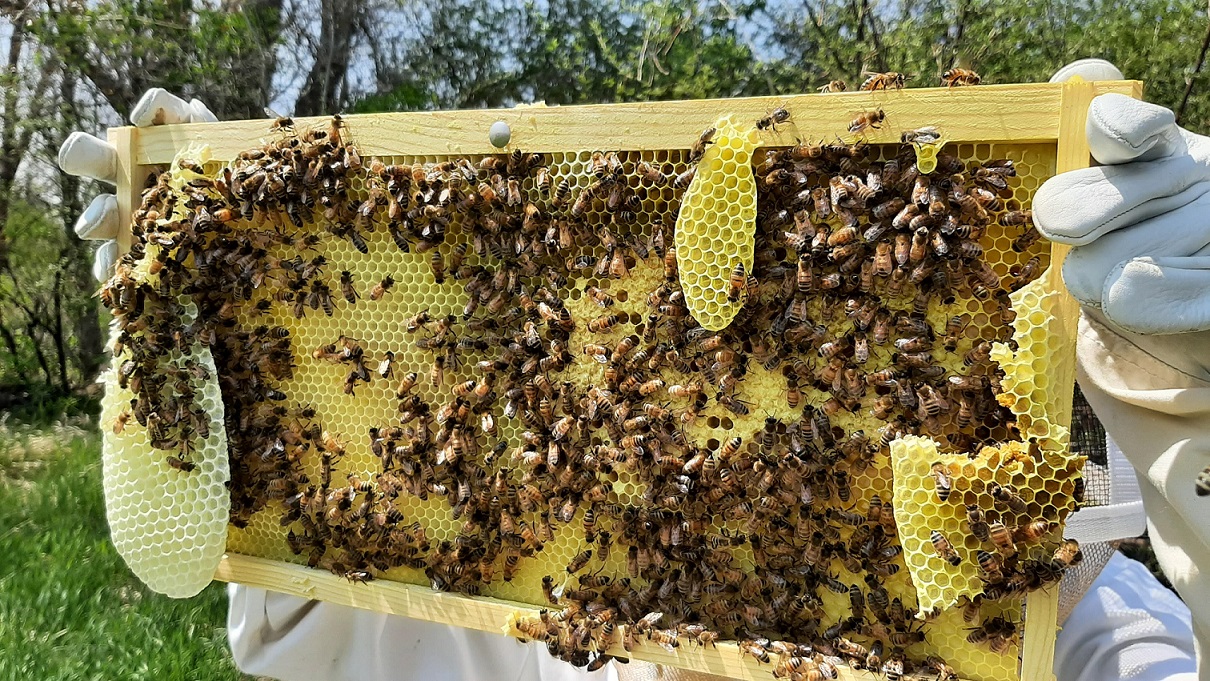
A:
[{"xmin": 106, "ymin": 79, "xmax": 1142, "ymax": 681}]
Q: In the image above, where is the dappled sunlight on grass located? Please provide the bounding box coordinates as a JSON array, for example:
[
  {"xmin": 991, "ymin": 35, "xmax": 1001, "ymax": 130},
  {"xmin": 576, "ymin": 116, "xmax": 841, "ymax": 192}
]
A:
[{"xmin": 0, "ymin": 423, "xmax": 249, "ymax": 680}]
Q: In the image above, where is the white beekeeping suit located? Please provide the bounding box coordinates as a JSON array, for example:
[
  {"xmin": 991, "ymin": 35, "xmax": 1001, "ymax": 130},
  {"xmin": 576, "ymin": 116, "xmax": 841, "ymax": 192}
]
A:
[{"xmin": 58, "ymin": 59, "xmax": 1201, "ymax": 680}]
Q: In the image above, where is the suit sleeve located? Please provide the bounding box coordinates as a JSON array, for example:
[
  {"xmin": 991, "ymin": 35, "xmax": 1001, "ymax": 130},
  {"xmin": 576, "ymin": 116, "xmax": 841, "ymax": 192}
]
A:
[
  {"xmin": 1074, "ymin": 313, "xmax": 1210, "ymax": 677},
  {"xmin": 226, "ymin": 584, "xmax": 624, "ymax": 681},
  {"xmin": 1054, "ymin": 553, "xmax": 1196, "ymax": 681}
]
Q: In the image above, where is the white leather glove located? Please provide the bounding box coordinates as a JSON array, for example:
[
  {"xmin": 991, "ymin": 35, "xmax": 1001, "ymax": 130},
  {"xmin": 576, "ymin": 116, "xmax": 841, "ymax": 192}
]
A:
[
  {"xmin": 1035, "ymin": 61, "xmax": 1210, "ymax": 675},
  {"xmin": 1034, "ymin": 84, "xmax": 1210, "ymax": 372},
  {"xmin": 58, "ymin": 89, "xmax": 217, "ymax": 282}
]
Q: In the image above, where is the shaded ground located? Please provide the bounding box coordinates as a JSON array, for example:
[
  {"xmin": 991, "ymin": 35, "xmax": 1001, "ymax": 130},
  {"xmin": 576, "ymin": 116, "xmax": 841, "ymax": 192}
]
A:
[{"xmin": 0, "ymin": 418, "xmax": 249, "ymax": 680}]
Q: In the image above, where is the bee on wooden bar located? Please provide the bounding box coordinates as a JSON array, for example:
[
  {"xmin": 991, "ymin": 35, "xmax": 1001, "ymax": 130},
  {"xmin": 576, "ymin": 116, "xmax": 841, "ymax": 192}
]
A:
[
  {"xmin": 942, "ymin": 67, "xmax": 982, "ymax": 87},
  {"xmin": 688, "ymin": 126, "xmax": 716, "ymax": 164},
  {"xmin": 848, "ymin": 108, "xmax": 886, "ymax": 135},
  {"xmin": 860, "ymin": 71, "xmax": 907, "ymax": 90},
  {"xmin": 756, "ymin": 107, "xmax": 791, "ymax": 131}
]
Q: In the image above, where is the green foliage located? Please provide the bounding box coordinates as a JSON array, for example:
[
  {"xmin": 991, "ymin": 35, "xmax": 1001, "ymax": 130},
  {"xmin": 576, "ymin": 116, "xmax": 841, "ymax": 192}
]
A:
[
  {"xmin": 32, "ymin": 1, "xmax": 279, "ymax": 117},
  {"xmin": 4, "ymin": 0, "xmax": 1210, "ymax": 398},
  {"xmin": 0, "ymin": 200, "xmax": 73, "ymax": 389},
  {"xmin": 356, "ymin": 0, "xmax": 774, "ymax": 110},
  {"xmin": 765, "ymin": 0, "xmax": 1210, "ymax": 132},
  {"xmin": 352, "ymin": 0, "xmax": 1210, "ymax": 134},
  {"xmin": 0, "ymin": 434, "xmax": 245, "ymax": 680}
]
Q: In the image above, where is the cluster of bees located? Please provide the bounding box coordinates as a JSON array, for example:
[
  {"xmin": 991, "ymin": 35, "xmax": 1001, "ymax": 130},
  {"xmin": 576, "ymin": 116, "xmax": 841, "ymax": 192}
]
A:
[
  {"xmin": 103, "ymin": 81, "xmax": 1086, "ymax": 680},
  {"xmin": 817, "ymin": 68, "xmax": 983, "ymax": 94},
  {"xmin": 102, "ymin": 115, "xmax": 366, "ymax": 525}
]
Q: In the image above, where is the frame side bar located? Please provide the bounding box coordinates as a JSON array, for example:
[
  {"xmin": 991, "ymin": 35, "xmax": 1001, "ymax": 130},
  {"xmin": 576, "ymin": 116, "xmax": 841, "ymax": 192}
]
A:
[
  {"xmin": 107, "ymin": 126, "xmax": 142, "ymax": 257},
  {"xmin": 1019, "ymin": 76, "xmax": 1137, "ymax": 681}
]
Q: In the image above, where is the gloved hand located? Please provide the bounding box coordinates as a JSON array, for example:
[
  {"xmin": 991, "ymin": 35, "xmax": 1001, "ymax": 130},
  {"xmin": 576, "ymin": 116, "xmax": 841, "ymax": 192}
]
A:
[
  {"xmin": 1035, "ymin": 60, "xmax": 1210, "ymax": 675},
  {"xmin": 1035, "ymin": 71, "xmax": 1210, "ymax": 376},
  {"xmin": 57, "ymin": 89, "xmax": 216, "ymax": 282}
]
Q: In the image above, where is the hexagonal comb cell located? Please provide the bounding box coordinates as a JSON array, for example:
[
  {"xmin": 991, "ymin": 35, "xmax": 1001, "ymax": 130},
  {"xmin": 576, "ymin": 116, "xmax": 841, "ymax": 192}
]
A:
[
  {"xmin": 101, "ymin": 106, "xmax": 1076, "ymax": 680},
  {"xmin": 674, "ymin": 117, "xmax": 759, "ymax": 331},
  {"xmin": 100, "ymin": 337, "xmax": 230, "ymax": 598},
  {"xmin": 990, "ymin": 276, "xmax": 1081, "ymax": 450}
]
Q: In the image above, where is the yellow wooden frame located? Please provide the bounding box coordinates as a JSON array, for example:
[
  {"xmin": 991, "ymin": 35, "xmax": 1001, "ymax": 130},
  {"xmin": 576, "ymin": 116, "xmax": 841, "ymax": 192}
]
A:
[{"xmin": 110, "ymin": 79, "xmax": 1142, "ymax": 681}]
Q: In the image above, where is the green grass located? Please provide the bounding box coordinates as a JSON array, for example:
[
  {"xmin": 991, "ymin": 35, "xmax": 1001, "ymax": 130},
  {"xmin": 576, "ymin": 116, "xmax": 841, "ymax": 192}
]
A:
[{"xmin": 0, "ymin": 423, "xmax": 247, "ymax": 681}]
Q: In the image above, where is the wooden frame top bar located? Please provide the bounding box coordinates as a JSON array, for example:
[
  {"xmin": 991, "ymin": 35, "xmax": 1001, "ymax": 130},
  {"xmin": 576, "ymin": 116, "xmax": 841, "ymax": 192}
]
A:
[{"xmin": 130, "ymin": 81, "xmax": 1141, "ymax": 164}]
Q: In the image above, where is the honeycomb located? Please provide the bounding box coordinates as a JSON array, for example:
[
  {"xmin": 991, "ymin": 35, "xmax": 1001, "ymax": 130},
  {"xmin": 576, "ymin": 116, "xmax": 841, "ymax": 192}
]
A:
[
  {"xmin": 890, "ymin": 435, "xmax": 1082, "ymax": 614},
  {"xmin": 989, "ymin": 275, "xmax": 1080, "ymax": 451},
  {"xmin": 674, "ymin": 117, "xmax": 758, "ymax": 331},
  {"xmin": 99, "ymin": 335, "xmax": 230, "ymax": 598},
  {"xmin": 101, "ymin": 104, "xmax": 1080, "ymax": 681}
]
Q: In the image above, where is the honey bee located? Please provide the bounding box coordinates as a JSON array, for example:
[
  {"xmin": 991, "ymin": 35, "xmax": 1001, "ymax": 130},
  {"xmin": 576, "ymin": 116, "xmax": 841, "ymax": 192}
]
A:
[
  {"xmin": 718, "ymin": 394, "xmax": 751, "ymax": 416},
  {"xmin": 1014, "ymin": 519, "xmax": 1053, "ymax": 544},
  {"xmin": 673, "ymin": 167, "xmax": 697, "ymax": 189},
  {"xmin": 1013, "ymin": 226, "xmax": 1042, "ymax": 252},
  {"xmin": 976, "ymin": 549, "xmax": 1004, "ymax": 581},
  {"xmin": 338, "ymin": 270, "xmax": 359, "ymax": 304},
  {"xmin": 943, "ymin": 313, "xmax": 971, "ymax": 351},
  {"xmin": 664, "ymin": 381, "xmax": 700, "ymax": 400},
  {"xmin": 988, "ymin": 521, "xmax": 1016, "ymax": 555},
  {"xmin": 964, "ymin": 340, "xmax": 992, "ymax": 366},
  {"xmin": 266, "ymin": 109, "xmax": 294, "ymax": 132},
  {"xmin": 370, "ymin": 276, "xmax": 395, "ymax": 301},
  {"xmin": 739, "ymin": 639, "xmax": 771, "ymax": 664},
  {"xmin": 689, "ymin": 126, "xmax": 717, "ymax": 164},
  {"xmin": 587, "ymin": 314, "xmax": 621, "ymax": 333},
  {"xmin": 860, "ymin": 71, "xmax": 907, "ymax": 91},
  {"xmin": 585, "ymin": 286, "xmax": 614, "ymax": 307},
  {"xmin": 818, "ymin": 79, "xmax": 847, "ymax": 93},
  {"xmin": 430, "ymin": 251, "xmax": 445, "ymax": 284},
  {"xmin": 396, "ymin": 371, "xmax": 418, "ymax": 398},
  {"xmin": 848, "ymin": 108, "xmax": 886, "ymax": 135},
  {"xmin": 728, "ymin": 263, "xmax": 747, "ymax": 302},
  {"xmin": 756, "ymin": 107, "xmax": 791, "ymax": 131},
  {"xmin": 377, "ymin": 351, "xmax": 395, "ymax": 380},
  {"xmin": 167, "ymin": 455, "xmax": 196, "ymax": 473},
  {"xmin": 942, "ymin": 67, "xmax": 982, "ymax": 87},
  {"xmin": 900, "ymin": 126, "xmax": 942, "ymax": 146},
  {"xmin": 990, "ymin": 482, "xmax": 1027, "ymax": 513},
  {"xmin": 113, "ymin": 409, "xmax": 132, "ymax": 434},
  {"xmin": 930, "ymin": 462, "xmax": 953, "ymax": 501},
  {"xmin": 925, "ymin": 656, "xmax": 958, "ymax": 681},
  {"xmin": 566, "ymin": 550, "xmax": 593, "ymax": 574},
  {"xmin": 1001, "ymin": 209, "xmax": 1030, "ymax": 227},
  {"xmin": 1010, "ymin": 256, "xmax": 1041, "ymax": 291},
  {"xmin": 431, "ymin": 355, "xmax": 445, "ymax": 387},
  {"xmin": 966, "ymin": 504, "xmax": 990, "ymax": 541},
  {"xmin": 1052, "ymin": 538, "xmax": 1083, "ymax": 568},
  {"xmin": 930, "ymin": 530, "xmax": 961, "ymax": 566}
]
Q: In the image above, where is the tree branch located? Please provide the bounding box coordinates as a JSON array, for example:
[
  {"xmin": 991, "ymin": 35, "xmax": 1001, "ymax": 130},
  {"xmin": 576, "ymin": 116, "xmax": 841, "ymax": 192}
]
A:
[
  {"xmin": 861, "ymin": 0, "xmax": 887, "ymax": 73},
  {"xmin": 801, "ymin": 0, "xmax": 848, "ymax": 77},
  {"xmin": 1178, "ymin": 4, "xmax": 1210, "ymax": 124}
]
